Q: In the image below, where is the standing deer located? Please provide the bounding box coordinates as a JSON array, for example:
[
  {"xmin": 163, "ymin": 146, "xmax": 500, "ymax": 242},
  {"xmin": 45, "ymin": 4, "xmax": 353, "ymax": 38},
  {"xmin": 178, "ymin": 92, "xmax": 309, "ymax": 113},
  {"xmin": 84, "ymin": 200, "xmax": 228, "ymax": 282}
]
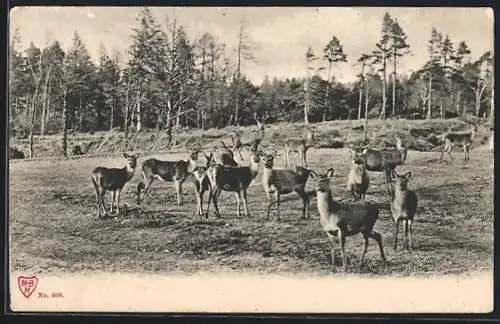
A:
[
  {"xmin": 439, "ymin": 124, "xmax": 477, "ymax": 161},
  {"xmin": 311, "ymin": 168, "xmax": 386, "ymax": 273},
  {"xmin": 353, "ymin": 135, "xmax": 407, "ymax": 195},
  {"xmin": 261, "ymin": 150, "xmax": 313, "ymax": 221},
  {"xmin": 91, "ymin": 152, "xmax": 140, "ymax": 218},
  {"xmin": 390, "ymin": 170, "xmax": 418, "ymax": 252},
  {"xmin": 346, "ymin": 149, "xmax": 370, "ymax": 201},
  {"xmin": 283, "ymin": 127, "xmax": 316, "ymax": 167},
  {"xmin": 136, "ymin": 143, "xmax": 202, "ymax": 206},
  {"xmin": 205, "ymin": 146, "xmax": 262, "ymax": 218},
  {"xmin": 190, "ymin": 153, "xmax": 214, "ymax": 221}
]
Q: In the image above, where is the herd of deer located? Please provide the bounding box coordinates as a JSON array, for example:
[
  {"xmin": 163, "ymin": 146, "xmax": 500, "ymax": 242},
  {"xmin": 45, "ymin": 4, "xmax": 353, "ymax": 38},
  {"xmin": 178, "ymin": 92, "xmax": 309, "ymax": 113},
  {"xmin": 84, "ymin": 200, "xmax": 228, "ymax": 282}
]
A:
[{"xmin": 90, "ymin": 117, "xmax": 484, "ymax": 273}]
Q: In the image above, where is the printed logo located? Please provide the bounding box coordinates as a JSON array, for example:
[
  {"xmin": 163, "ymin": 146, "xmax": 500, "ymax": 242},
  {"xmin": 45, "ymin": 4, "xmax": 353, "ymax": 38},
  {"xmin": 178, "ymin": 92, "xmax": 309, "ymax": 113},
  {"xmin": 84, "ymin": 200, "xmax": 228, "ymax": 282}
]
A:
[{"xmin": 17, "ymin": 275, "xmax": 38, "ymax": 298}]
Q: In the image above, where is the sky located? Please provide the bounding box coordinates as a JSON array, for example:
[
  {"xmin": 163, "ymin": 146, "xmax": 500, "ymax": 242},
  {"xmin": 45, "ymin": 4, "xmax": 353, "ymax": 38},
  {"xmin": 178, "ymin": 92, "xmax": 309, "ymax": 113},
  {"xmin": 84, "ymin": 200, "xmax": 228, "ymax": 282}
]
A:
[{"xmin": 9, "ymin": 6, "xmax": 494, "ymax": 85}]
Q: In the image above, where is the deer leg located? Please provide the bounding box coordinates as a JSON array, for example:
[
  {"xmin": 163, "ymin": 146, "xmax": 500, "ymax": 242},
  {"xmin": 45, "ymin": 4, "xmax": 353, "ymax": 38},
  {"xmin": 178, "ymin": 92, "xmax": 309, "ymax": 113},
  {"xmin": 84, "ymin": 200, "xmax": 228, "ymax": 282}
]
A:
[
  {"xmin": 266, "ymin": 191, "xmax": 275, "ymax": 220},
  {"xmin": 93, "ymin": 180, "xmax": 102, "ymax": 218},
  {"xmin": 338, "ymin": 231, "xmax": 347, "ymax": 273},
  {"xmin": 385, "ymin": 170, "xmax": 392, "ymax": 196},
  {"xmin": 464, "ymin": 144, "xmax": 471, "ymax": 161},
  {"xmin": 297, "ymin": 189, "xmax": 307, "ymax": 219},
  {"xmin": 137, "ymin": 178, "xmax": 154, "ymax": 205},
  {"xmin": 204, "ymin": 182, "xmax": 212, "ymax": 219},
  {"xmin": 100, "ymin": 190, "xmax": 109, "ymax": 217},
  {"xmin": 116, "ymin": 188, "xmax": 122, "ymax": 215},
  {"xmin": 212, "ymin": 187, "xmax": 222, "ymax": 218},
  {"xmin": 369, "ymin": 231, "xmax": 386, "ymax": 262},
  {"xmin": 275, "ymin": 191, "xmax": 281, "ymax": 221},
  {"xmin": 408, "ymin": 219, "xmax": 414, "ymax": 252},
  {"xmin": 238, "ymin": 148, "xmax": 244, "ymax": 161},
  {"xmin": 235, "ymin": 191, "xmax": 241, "ymax": 218},
  {"xmin": 175, "ymin": 180, "xmax": 184, "ymax": 205},
  {"xmin": 326, "ymin": 232, "xmax": 337, "ymax": 272},
  {"xmin": 110, "ymin": 191, "xmax": 115, "ymax": 214},
  {"xmin": 404, "ymin": 219, "xmax": 409, "ymax": 250},
  {"xmin": 302, "ymin": 149, "xmax": 308, "ymax": 167},
  {"xmin": 360, "ymin": 232, "xmax": 369, "ymax": 268},
  {"xmin": 393, "ymin": 218, "xmax": 400, "ymax": 252},
  {"xmin": 242, "ymin": 189, "xmax": 250, "ymax": 218},
  {"xmin": 440, "ymin": 144, "xmax": 447, "ymax": 161},
  {"xmin": 447, "ymin": 145, "xmax": 454, "ymax": 161}
]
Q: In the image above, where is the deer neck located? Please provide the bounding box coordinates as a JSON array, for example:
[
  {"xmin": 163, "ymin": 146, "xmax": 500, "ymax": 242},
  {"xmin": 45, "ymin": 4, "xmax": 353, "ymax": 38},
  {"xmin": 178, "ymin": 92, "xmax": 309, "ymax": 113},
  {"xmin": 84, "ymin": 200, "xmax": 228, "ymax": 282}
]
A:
[
  {"xmin": 124, "ymin": 165, "xmax": 136, "ymax": 181},
  {"xmin": 262, "ymin": 166, "xmax": 273, "ymax": 188},
  {"xmin": 316, "ymin": 189, "xmax": 340, "ymax": 223},
  {"xmin": 392, "ymin": 186, "xmax": 408, "ymax": 205},
  {"xmin": 187, "ymin": 158, "xmax": 198, "ymax": 173},
  {"xmin": 249, "ymin": 160, "xmax": 260, "ymax": 180}
]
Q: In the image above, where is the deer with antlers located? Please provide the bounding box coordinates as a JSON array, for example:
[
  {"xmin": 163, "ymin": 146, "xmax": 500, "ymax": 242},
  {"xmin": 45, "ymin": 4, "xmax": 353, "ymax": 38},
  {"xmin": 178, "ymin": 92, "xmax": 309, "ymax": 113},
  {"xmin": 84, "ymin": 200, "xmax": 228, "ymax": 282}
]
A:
[{"xmin": 136, "ymin": 142, "xmax": 202, "ymax": 207}]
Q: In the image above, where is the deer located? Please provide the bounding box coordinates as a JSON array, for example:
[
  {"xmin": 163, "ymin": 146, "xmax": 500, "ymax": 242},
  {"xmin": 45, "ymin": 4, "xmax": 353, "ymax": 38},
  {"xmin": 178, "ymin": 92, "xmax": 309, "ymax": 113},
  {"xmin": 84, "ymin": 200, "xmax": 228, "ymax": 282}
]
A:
[
  {"xmin": 91, "ymin": 152, "xmax": 140, "ymax": 219},
  {"xmin": 346, "ymin": 149, "xmax": 370, "ymax": 201},
  {"xmin": 190, "ymin": 152, "xmax": 214, "ymax": 221},
  {"xmin": 439, "ymin": 123, "xmax": 477, "ymax": 162},
  {"xmin": 72, "ymin": 141, "xmax": 95, "ymax": 156},
  {"xmin": 283, "ymin": 127, "xmax": 316, "ymax": 168},
  {"xmin": 310, "ymin": 168, "xmax": 386, "ymax": 273},
  {"xmin": 351, "ymin": 134, "xmax": 407, "ymax": 196},
  {"xmin": 205, "ymin": 146, "xmax": 262, "ymax": 218},
  {"xmin": 260, "ymin": 150, "xmax": 313, "ymax": 221},
  {"xmin": 389, "ymin": 170, "xmax": 418, "ymax": 252},
  {"xmin": 136, "ymin": 143, "xmax": 202, "ymax": 207}
]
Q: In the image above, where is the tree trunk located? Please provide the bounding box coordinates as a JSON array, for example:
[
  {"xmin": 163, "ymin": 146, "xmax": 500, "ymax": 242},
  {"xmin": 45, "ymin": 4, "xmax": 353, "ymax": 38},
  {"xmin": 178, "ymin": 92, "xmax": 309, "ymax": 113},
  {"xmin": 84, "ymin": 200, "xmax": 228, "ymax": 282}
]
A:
[
  {"xmin": 62, "ymin": 88, "xmax": 68, "ymax": 158},
  {"xmin": 363, "ymin": 90, "xmax": 369, "ymax": 143},
  {"xmin": 166, "ymin": 109, "xmax": 173, "ymax": 147},
  {"xmin": 323, "ymin": 62, "xmax": 332, "ymax": 122},
  {"xmin": 304, "ymin": 78, "xmax": 310, "ymax": 125},
  {"xmin": 41, "ymin": 66, "xmax": 51, "ymax": 138},
  {"xmin": 358, "ymin": 62, "xmax": 365, "ymax": 120},
  {"xmin": 380, "ymin": 48, "xmax": 387, "ymax": 120},
  {"xmin": 136, "ymin": 91, "xmax": 142, "ymax": 132},
  {"xmin": 29, "ymin": 92, "xmax": 37, "ymax": 159},
  {"xmin": 109, "ymin": 96, "xmax": 114, "ymax": 131},
  {"xmin": 456, "ymin": 90, "xmax": 461, "ymax": 115},
  {"xmin": 392, "ymin": 49, "xmax": 397, "ymax": 118},
  {"xmin": 78, "ymin": 95, "xmax": 83, "ymax": 131},
  {"xmin": 426, "ymin": 76, "xmax": 432, "ymax": 120}
]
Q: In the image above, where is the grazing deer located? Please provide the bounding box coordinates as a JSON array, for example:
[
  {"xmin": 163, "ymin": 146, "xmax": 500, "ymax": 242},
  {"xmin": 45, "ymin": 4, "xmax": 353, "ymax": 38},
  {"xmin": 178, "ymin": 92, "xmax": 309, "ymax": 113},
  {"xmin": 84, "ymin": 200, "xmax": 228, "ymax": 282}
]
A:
[
  {"xmin": 136, "ymin": 143, "xmax": 202, "ymax": 206},
  {"xmin": 205, "ymin": 146, "xmax": 261, "ymax": 218},
  {"xmin": 190, "ymin": 153, "xmax": 214, "ymax": 221},
  {"xmin": 283, "ymin": 127, "xmax": 316, "ymax": 167},
  {"xmin": 354, "ymin": 135, "xmax": 407, "ymax": 195},
  {"xmin": 439, "ymin": 124, "xmax": 477, "ymax": 161},
  {"xmin": 91, "ymin": 152, "xmax": 140, "ymax": 218},
  {"xmin": 261, "ymin": 150, "xmax": 313, "ymax": 221},
  {"xmin": 311, "ymin": 168, "xmax": 386, "ymax": 273},
  {"xmin": 346, "ymin": 149, "xmax": 369, "ymax": 201},
  {"xmin": 390, "ymin": 170, "xmax": 418, "ymax": 252}
]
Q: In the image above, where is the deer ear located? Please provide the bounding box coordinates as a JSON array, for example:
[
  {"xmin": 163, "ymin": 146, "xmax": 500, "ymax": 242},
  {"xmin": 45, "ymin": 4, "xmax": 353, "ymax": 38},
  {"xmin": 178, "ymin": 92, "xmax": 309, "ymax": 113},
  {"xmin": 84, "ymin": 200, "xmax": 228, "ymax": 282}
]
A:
[
  {"xmin": 135, "ymin": 153, "xmax": 140, "ymax": 158},
  {"xmin": 405, "ymin": 171, "xmax": 412, "ymax": 180},
  {"xmin": 272, "ymin": 151, "xmax": 277, "ymax": 157},
  {"xmin": 326, "ymin": 168, "xmax": 334, "ymax": 177},
  {"xmin": 123, "ymin": 152, "xmax": 129, "ymax": 158},
  {"xmin": 309, "ymin": 170, "xmax": 318, "ymax": 178}
]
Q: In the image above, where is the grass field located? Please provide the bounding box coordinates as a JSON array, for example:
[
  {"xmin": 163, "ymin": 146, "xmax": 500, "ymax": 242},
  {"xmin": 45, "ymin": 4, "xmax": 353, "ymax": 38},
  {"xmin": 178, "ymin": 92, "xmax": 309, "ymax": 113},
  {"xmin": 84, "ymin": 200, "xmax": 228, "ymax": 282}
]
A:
[{"xmin": 9, "ymin": 146, "xmax": 494, "ymax": 277}]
